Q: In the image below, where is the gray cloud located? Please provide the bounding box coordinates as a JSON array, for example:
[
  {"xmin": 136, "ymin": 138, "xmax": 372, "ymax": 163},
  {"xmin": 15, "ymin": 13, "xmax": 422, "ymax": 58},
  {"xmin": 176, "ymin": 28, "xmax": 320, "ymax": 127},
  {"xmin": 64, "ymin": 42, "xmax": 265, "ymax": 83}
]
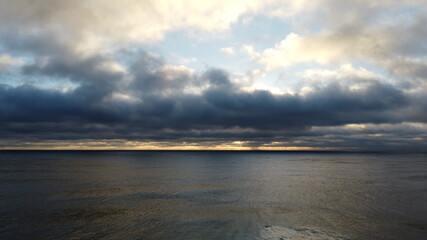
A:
[
  {"xmin": 0, "ymin": 49, "xmax": 425, "ymax": 150},
  {"xmin": 1, "ymin": 0, "xmax": 426, "ymax": 150}
]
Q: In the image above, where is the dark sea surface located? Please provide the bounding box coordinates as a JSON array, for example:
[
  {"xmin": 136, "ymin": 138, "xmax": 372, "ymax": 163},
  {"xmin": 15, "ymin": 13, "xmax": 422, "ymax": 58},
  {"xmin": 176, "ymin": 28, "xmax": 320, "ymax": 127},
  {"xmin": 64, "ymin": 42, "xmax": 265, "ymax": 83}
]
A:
[{"xmin": 1, "ymin": 151, "xmax": 427, "ymax": 240}]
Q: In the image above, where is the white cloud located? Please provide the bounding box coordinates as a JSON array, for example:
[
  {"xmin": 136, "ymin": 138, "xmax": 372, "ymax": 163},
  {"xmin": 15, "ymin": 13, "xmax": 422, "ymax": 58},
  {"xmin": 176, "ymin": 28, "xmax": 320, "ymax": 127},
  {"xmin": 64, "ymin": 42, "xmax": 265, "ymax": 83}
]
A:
[
  {"xmin": 179, "ymin": 57, "xmax": 198, "ymax": 65},
  {"xmin": 242, "ymin": 44, "xmax": 260, "ymax": 59},
  {"xmin": 302, "ymin": 64, "xmax": 381, "ymax": 82},
  {"xmin": 246, "ymin": 12, "xmax": 427, "ymax": 71},
  {"xmin": 294, "ymin": 64, "xmax": 387, "ymax": 96},
  {"xmin": 0, "ymin": 0, "xmax": 269, "ymax": 49},
  {"xmin": 220, "ymin": 47, "xmax": 235, "ymax": 55}
]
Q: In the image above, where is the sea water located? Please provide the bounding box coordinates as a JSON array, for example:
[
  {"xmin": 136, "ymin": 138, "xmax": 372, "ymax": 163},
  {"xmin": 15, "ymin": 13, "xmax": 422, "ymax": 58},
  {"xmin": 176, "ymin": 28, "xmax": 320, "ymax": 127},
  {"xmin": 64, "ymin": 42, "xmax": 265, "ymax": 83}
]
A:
[{"xmin": 1, "ymin": 151, "xmax": 426, "ymax": 240}]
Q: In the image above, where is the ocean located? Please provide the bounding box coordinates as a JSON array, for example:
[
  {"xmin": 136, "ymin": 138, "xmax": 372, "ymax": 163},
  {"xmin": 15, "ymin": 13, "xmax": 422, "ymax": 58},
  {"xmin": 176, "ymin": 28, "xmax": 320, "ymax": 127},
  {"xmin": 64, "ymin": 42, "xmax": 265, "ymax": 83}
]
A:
[{"xmin": 1, "ymin": 151, "xmax": 426, "ymax": 240}]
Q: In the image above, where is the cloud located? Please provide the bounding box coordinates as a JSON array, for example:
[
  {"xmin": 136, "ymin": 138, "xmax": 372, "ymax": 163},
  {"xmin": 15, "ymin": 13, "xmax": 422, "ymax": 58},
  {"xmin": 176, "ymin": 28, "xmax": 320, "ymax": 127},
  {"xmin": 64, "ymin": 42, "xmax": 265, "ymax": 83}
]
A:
[
  {"xmin": 246, "ymin": 2, "xmax": 427, "ymax": 70},
  {"xmin": 0, "ymin": 54, "xmax": 23, "ymax": 72},
  {"xmin": 1, "ymin": 49, "xmax": 425, "ymax": 150},
  {"xmin": 0, "ymin": 0, "xmax": 269, "ymax": 51},
  {"xmin": 0, "ymin": 0, "xmax": 426, "ymax": 150},
  {"xmin": 220, "ymin": 47, "xmax": 235, "ymax": 55},
  {"xmin": 252, "ymin": 22, "xmax": 426, "ymax": 70},
  {"xmin": 130, "ymin": 53, "xmax": 196, "ymax": 96}
]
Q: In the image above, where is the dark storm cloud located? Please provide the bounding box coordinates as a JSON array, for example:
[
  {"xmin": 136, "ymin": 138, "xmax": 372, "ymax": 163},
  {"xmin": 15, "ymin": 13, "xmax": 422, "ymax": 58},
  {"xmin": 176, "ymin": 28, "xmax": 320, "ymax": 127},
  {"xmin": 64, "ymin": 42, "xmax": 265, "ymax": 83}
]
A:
[
  {"xmin": 0, "ymin": 84, "xmax": 127, "ymax": 124},
  {"xmin": 0, "ymin": 55, "xmax": 423, "ymax": 145},
  {"xmin": 130, "ymin": 53, "xmax": 194, "ymax": 96},
  {"xmin": 0, "ymin": 30, "xmax": 425, "ymax": 150},
  {"xmin": 203, "ymin": 68, "xmax": 233, "ymax": 88},
  {"xmin": 203, "ymin": 80, "xmax": 409, "ymax": 129}
]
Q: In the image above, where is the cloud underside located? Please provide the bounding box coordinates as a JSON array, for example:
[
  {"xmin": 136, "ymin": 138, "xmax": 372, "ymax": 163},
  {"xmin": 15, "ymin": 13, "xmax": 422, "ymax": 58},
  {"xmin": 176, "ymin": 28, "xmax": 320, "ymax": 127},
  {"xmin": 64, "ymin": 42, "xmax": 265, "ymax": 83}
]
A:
[
  {"xmin": 1, "ymin": 49, "xmax": 425, "ymax": 150},
  {"xmin": 0, "ymin": 0, "xmax": 426, "ymax": 150}
]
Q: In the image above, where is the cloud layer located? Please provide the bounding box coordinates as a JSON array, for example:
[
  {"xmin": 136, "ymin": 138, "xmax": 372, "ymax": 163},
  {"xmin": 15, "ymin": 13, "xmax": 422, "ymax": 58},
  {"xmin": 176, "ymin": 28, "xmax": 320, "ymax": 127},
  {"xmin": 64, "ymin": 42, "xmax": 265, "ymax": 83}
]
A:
[{"xmin": 0, "ymin": 0, "xmax": 426, "ymax": 150}]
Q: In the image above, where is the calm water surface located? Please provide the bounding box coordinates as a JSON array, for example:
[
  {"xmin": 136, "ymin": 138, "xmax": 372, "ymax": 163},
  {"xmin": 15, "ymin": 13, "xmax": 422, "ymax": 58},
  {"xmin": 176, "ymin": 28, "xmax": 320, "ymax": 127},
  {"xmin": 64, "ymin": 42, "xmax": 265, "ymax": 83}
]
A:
[{"xmin": 1, "ymin": 151, "xmax": 426, "ymax": 240}]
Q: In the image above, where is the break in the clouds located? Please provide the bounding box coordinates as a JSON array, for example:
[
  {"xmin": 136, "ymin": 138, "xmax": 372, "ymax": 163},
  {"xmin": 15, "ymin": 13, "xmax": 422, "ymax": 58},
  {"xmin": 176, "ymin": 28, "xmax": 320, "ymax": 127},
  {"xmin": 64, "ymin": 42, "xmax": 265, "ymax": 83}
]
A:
[{"xmin": 0, "ymin": 0, "xmax": 426, "ymax": 150}]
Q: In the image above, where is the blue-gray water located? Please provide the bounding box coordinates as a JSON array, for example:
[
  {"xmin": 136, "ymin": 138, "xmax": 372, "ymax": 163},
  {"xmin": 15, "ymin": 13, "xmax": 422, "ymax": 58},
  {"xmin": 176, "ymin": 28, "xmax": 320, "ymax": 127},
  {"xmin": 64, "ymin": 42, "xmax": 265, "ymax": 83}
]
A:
[{"xmin": 1, "ymin": 151, "xmax": 427, "ymax": 240}]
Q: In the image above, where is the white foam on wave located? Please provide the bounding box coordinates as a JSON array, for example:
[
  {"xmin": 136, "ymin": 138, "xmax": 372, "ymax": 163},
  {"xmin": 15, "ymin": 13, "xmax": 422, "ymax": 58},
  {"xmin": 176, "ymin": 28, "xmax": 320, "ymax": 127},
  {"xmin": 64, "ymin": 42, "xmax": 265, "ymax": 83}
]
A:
[{"xmin": 260, "ymin": 225, "xmax": 349, "ymax": 240}]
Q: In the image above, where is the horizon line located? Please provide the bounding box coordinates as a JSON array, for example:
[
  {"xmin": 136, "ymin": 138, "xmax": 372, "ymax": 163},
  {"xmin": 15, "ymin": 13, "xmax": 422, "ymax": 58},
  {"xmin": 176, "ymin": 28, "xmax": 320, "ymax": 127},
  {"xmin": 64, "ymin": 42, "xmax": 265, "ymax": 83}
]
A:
[{"xmin": 1, "ymin": 149, "xmax": 426, "ymax": 154}]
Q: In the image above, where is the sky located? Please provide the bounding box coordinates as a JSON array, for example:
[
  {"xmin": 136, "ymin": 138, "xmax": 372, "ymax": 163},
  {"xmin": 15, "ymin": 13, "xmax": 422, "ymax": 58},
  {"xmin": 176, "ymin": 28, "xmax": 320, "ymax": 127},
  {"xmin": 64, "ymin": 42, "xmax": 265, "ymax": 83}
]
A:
[{"xmin": 0, "ymin": 0, "xmax": 426, "ymax": 150}]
